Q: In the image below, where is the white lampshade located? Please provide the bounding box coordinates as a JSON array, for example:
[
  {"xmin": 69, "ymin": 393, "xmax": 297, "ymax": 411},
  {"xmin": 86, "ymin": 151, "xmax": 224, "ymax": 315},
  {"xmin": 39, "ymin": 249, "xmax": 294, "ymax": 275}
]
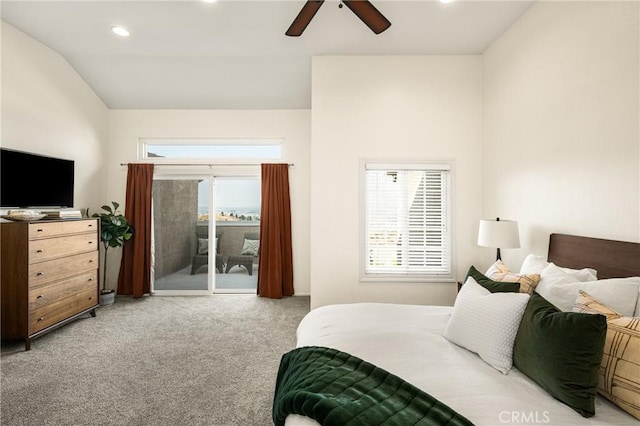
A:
[{"xmin": 477, "ymin": 219, "xmax": 520, "ymax": 249}]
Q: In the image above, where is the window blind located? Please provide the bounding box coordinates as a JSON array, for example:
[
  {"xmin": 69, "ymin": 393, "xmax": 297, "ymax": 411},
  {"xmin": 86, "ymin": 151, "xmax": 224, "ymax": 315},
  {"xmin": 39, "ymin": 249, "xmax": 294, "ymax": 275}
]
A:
[{"xmin": 364, "ymin": 163, "xmax": 451, "ymax": 278}]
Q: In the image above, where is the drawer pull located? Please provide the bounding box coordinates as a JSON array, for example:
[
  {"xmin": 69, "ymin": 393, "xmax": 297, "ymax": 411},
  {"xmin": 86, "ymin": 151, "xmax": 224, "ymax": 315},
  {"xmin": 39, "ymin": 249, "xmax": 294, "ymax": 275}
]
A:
[
  {"xmin": 37, "ymin": 229, "xmax": 44, "ymax": 233},
  {"xmin": 37, "ymin": 295, "xmax": 44, "ymax": 299},
  {"xmin": 36, "ymin": 272, "xmax": 44, "ymax": 276},
  {"xmin": 37, "ymin": 317, "xmax": 44, "ymax": 322},
  {"xmin": 88, "ymin": 278, "xmax": 94, "ymax": 282},
  {"xmin": 88, "ymin": 224, "xmax": 94, "ymax": 227},
  {"xmin": 36, "ymin": 249, "xmax": 43, "ymax": 253},
  {"xmin": 89, "ymin": 260, "xmax": 94, "ymax": 263},
  {"xmin": 89, "ymin": 296, "xmax": 94, "ymax": 300}
]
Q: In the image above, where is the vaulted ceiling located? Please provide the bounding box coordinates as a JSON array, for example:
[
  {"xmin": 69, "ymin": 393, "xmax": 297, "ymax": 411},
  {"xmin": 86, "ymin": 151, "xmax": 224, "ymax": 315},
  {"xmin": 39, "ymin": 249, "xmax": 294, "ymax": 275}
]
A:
[{"xmin": 2, "ymin": 1, "xmax": 534, "ymax": 109}]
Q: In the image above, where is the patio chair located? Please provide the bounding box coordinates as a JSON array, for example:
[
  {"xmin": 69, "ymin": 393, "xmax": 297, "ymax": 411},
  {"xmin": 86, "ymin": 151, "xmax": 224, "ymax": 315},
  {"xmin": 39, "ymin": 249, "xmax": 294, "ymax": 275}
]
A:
[
  {"xmin": 191, "ymin": 228, "xmax": 225, "ymax": 274},
  {"xmin": 225, "ymin": 232, "xmax": 259, "ymax": 275}
]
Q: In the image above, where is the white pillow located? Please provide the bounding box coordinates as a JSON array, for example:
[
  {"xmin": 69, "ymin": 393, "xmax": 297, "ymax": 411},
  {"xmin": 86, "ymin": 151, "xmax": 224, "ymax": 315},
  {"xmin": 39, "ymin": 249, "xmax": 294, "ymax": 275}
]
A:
[
  {"xmin": 444, "ymin": 277, "xmax": 530, "ymax": 374},
  {"xmin": 535, "ymin": 273, "xmax": 640, "ymax": 317},
  {"xmin": 520, "ymin": 254, "xmax": 597, "ymax": 281},
  {"xmin": 535, "ymin": 262, "xmax": 581, "ymax": 295},
  {"xmin": 519, "ymin": 254, "xmax": 549, "ymax": 275},
  {"xmin": 636, "ymin": 287, "xmax": 640, "ymax": 317}
]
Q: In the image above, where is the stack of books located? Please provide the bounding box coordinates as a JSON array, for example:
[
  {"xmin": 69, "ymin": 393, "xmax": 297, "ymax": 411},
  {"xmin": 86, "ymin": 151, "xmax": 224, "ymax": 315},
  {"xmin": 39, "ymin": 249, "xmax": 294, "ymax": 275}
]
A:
[{"xmin": 42, "ymin": 209, "xmax": 83, "ymax": 219}]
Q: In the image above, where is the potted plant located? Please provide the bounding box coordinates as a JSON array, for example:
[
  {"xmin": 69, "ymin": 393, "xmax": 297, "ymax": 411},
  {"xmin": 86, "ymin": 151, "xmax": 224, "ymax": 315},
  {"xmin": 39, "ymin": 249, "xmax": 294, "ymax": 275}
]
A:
[{"xmin": 90, "ymin": 202, "xmax": 133, "ymax": 306}]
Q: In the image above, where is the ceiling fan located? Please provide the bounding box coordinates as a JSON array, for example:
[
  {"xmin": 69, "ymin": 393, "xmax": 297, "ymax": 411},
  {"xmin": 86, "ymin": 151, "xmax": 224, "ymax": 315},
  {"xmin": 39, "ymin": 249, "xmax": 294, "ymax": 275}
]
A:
[{"xmin": 286, "ymin": 0, "xmax": 391, "ymax": 37}]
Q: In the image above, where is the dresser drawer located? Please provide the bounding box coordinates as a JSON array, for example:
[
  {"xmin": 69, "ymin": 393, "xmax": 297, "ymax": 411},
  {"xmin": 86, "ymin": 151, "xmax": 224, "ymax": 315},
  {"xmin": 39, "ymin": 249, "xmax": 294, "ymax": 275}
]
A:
[
  {"xmin": 29, "ymin": 233, "xmax": 98, "ymax": 263},
  {"xmin": 29, "ymin": 271, "xmax": 98, "ymax": 311},
  {"xmin": 29, "ymin": 220, "xmax": 98, "ymax": 240},
  {"xmin": 29, "ymin": 286, "xmax": 97, "ymax": 335},
  {"xmin": 29, "ymin": 251, "xmax": 98, "ymax": 287}
]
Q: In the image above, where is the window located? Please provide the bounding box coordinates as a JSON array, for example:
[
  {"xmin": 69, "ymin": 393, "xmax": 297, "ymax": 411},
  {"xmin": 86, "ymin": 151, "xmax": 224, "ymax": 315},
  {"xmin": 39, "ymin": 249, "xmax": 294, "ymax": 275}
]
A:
[
  {"xmin": 362, "ymin": 162, "xmax": 452, "ymax": 281},
  {"xmin": 140, "ymin": 138, "xmax": 282, "ymax": 162}
]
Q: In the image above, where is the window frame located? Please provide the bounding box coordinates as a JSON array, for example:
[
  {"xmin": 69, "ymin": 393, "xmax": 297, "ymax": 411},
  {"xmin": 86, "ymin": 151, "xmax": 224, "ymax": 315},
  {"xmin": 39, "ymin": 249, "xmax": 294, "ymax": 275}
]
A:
[
  {"xmin": 360, "ymin": 160, "xmax": 455, "ymax": 283},
  {"xmin": 139, "ymin": 138, "xmax": 284, "ymax": 164}
]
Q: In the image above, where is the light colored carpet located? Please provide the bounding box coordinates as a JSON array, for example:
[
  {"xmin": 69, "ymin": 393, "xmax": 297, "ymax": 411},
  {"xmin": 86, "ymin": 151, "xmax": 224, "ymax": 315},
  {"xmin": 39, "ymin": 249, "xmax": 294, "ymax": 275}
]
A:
[{"xmin": 1, "ymin": 294, "xmax": 310, "ymax": 425}]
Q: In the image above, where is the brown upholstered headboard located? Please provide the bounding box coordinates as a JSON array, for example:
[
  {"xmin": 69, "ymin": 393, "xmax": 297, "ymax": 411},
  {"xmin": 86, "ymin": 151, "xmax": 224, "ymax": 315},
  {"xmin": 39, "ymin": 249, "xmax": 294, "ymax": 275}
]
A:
[{"xmin": 547, "ymin": 233, "xmax": 640, "ymax": 279}]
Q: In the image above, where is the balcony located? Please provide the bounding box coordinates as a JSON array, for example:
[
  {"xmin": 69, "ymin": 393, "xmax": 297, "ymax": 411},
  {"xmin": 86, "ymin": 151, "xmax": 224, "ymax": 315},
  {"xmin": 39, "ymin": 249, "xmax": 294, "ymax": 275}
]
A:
[{"xmin": 151, "ymin": 179, "xmax": 260, "ymax": 293}]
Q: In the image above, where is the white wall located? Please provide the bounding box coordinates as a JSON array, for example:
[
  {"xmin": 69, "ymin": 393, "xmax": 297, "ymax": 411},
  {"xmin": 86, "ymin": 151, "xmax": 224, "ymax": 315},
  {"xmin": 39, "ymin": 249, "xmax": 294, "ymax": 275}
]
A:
[
  {"xmin": 1, "ymin": 22, "xmax": 108, "ymax": 212},
  {"xmin": 482, "ymin": 1, "xmax": 640, "ymax": 270},
  {"xmin": 107, "ymin": 110, "xmax": 311, "ymax": 294},
  {"xmin": 310, "ymin": 56, "xmax": 483, "ymax": 309},
  {"xmin": 5, "ymin": 1, "xmax": 639, "ymax": 305}
]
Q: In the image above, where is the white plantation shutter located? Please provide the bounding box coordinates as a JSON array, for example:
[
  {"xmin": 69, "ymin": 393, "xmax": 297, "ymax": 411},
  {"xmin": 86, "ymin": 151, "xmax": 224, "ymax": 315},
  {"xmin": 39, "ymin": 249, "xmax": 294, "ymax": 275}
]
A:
[{"xmin": 364, "ymin": 163, "xmax": 452, "ymax": 279}]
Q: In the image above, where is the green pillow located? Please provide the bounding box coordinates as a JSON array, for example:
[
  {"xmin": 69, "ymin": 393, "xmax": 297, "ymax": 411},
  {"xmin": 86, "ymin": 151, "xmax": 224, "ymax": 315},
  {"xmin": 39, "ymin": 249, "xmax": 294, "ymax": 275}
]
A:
[
  {"xmin": 512, "ymin": 293, "xmax": 607, "ymax": 417},
  {"xmin": 464, "ymin": 266, "xmax": 520, "ymax": 293}
]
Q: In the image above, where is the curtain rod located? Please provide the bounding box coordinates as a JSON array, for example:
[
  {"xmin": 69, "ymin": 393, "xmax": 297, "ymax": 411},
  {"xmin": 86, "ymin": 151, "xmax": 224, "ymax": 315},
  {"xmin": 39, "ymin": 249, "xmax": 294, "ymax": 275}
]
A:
[{"xmin": 120, "ymin": 162, "xmax": 294, "ymax": 167}]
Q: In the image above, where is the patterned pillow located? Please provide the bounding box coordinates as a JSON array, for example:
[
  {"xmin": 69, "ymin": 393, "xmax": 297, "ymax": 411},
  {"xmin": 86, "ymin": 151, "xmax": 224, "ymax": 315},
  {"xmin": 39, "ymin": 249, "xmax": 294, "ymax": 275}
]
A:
[
  {"xmin": 465, "ymin": 266, "xmax": 519, "ymax": 293},
  {"xmin": 197, "ymin": 238, "xmax": 218, "ymax": 255},
  {"xmin": 485, "ymin": 260, "xmax": 540, "ymax": 295},
  {"xmin": 240, "ymin": 238, "xmax": 259, "ymax": 256},
  {"xmin": 197, "ymin": 238, "xmax": 208, "ymax": 255},
  {"xmin": 573, "ymin": 290, "xmax": 640, "ymax": 420}
]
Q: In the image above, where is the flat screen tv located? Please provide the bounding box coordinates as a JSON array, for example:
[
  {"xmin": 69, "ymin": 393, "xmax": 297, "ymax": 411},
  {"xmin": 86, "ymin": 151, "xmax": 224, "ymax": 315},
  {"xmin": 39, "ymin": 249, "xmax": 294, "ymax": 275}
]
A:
[{"xmin": 1, "ymin": 148, "xmax": 74, "ymax": 208}]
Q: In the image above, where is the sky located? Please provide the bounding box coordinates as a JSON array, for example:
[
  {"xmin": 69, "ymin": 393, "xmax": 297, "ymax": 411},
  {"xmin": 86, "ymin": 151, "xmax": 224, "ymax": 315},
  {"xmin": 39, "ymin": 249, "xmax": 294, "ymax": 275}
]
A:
[
  {"xmin": 147, "ymin": 143, "xmax": 280, "ymax": 159},
  {"xmin": 198, "ymin": 179, "xmax": 260, "ymax": 209}
]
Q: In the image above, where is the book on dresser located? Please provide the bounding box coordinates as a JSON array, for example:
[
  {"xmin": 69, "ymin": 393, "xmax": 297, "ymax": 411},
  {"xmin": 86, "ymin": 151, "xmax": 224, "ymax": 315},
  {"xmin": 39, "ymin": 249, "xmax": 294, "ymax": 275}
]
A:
[
  {"xmin": 0, "ymin": 218, "xmax": 100, "ymax": 350},
  {"xmin": 40, "ymin": 209, "xmax": 83, "ymax": 219}
]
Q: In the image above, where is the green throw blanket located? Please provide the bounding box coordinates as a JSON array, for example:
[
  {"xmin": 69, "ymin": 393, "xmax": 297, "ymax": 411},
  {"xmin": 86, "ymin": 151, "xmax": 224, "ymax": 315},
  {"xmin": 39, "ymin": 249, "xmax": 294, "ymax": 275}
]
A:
[{"xmin": 273, "ymin": 346, "xmax": 474, "ymax": 426}]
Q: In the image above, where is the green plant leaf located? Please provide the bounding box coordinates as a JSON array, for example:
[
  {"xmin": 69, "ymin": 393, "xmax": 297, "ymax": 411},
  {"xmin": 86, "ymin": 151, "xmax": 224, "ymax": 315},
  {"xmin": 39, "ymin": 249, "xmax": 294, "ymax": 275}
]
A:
[{"xmin": 96, "ymin": 201, "xmax": 133, "ymax": 248}]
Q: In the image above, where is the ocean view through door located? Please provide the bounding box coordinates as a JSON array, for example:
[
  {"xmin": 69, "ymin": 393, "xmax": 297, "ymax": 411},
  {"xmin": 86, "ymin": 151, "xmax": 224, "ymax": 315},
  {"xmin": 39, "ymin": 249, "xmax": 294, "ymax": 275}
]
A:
[
  {"xmin": 151, "ymin": 177, "xmax": 260, "ymax": 295},
  {"xmin": 201, "ymin": 178, "xmax": 260, "ymax": 294}
]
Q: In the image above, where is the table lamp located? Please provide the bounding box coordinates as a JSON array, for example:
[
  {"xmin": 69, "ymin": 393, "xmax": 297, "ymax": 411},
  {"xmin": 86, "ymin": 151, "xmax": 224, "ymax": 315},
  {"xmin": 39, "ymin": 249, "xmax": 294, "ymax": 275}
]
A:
[{"xmin": 477, "ymin": 217, "xmax": 520, "ymax": 261}]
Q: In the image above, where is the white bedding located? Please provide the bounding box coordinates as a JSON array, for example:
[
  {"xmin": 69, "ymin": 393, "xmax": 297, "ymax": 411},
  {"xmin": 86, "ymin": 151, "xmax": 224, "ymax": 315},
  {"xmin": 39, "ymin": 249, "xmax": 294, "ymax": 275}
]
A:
[{"xmin": 285, "ymin": 303, "xmax": 636, "ymax": 426}]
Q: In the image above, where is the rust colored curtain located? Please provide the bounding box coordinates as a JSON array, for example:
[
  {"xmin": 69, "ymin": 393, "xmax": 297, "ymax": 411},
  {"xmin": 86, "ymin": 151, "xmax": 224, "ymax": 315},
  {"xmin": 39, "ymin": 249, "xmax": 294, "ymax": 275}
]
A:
[
  {"xmin": 257, "ymin": 163, "xmax": 294, "ymax": 298},
  {"xmin": 117, "ymin": 163, "xmax": 154, "ymax": 298}
]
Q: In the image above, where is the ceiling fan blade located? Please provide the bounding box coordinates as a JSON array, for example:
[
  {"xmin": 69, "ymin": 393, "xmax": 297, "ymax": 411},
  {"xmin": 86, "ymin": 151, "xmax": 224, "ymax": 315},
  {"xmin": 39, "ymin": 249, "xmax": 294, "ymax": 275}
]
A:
[
  {"xmin": 286, "ymin": 0, "xmax": 325, "ymax": 37},
  {"xmin": 342, "ymin": 0, "xmax": 391, "ymax": 34}
]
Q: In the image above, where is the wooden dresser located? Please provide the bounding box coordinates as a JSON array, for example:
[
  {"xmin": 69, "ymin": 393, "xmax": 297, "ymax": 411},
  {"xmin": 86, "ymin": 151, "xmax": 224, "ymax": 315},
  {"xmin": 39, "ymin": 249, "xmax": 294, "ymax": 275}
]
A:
[{"xmin": 1, "ymin": 218, "xmax": 99, "ymax": 350}]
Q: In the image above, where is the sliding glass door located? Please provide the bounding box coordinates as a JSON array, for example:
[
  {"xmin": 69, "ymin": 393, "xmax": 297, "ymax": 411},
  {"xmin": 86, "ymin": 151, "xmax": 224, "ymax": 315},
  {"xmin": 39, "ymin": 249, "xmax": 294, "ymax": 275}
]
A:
[
  {"xmin": 151, "ymin": 177, "xmax": 214, "ymax": 294},
  {"xmin": 150, "ymin": 176, "xmax": 260, "ymax": 295},
  {"xmin": 213, "ymin": 178, "xmax": 260, "ymax": 294}
]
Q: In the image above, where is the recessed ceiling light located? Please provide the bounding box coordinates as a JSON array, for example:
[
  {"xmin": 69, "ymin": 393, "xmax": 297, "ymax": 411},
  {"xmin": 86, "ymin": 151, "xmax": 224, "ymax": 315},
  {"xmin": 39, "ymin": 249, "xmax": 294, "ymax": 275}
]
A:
[
  {"xmin": 111, "ymin": 26, "xmax": 130, "ymax": 37},
  {"xmin": 202, "ymin": 0, "xmax": 217, "ymax": 3},
  {"xmin": 440, "ymin": 0, "xmax": 454, "ymax": 3}
]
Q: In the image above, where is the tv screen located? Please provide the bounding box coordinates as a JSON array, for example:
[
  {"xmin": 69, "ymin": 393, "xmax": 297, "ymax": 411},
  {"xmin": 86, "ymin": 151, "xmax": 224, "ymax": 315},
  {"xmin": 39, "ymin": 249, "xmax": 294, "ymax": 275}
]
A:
[{"xmin": 1, "ymin": 148, "xmax": 74, "ymax": 208}]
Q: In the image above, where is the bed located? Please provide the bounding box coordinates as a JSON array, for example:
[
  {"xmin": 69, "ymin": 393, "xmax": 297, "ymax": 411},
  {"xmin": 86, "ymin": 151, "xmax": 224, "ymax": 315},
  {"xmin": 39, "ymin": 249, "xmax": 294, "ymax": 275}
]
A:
[{"xmin": 277, "ymin": 234, "xmax": 640, "ymax": 426}]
